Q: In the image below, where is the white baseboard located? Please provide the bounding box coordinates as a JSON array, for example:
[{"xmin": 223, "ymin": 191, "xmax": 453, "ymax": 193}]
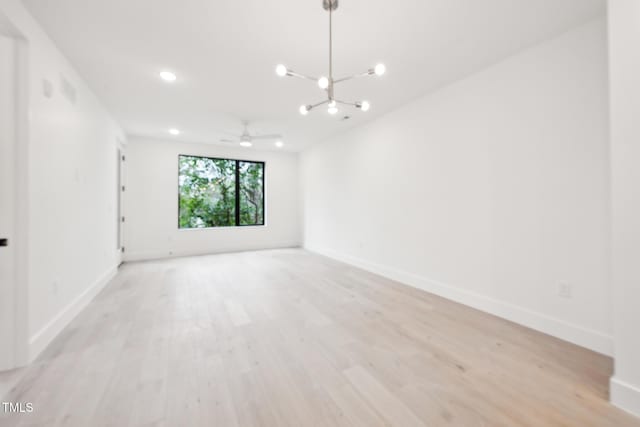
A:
[
  {"xmin": 123, "ymin": 243, "xmax": 301, "ymax": 263},
  {"xmin": 611, "ymin": 377, "xmax": 640, "ymax": 417},
  {"xmin": 306, "ymin": 245, "xmax": 613, "ymax": 356},
  {"xmin": 29, "ymin": 266, "xmax": 118, "ymax": 362}
]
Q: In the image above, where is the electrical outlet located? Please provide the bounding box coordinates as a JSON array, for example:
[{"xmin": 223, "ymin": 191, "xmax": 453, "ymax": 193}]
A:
[{"xmin": 557, "ymin": 281, "xmax": 572, "ymax": 299}]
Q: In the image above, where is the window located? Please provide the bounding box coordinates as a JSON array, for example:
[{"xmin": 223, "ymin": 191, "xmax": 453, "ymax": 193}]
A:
[{"xmin": 178, "ymin": 155, "xmax": 264, "ymax": 228}]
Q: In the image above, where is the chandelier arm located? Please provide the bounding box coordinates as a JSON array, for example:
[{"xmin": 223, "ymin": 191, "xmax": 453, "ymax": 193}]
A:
[
  {"xmin": 287, "ymin": 70, "xmax": 319, "ymax": 81},
  {"xmin": 309, "ymin": 99, "xmax": 330, "ymax": 109},
  {"xmin": 303, "ymin": 99, "xmax": 330, "ymax": 114},
  {"xmin": 334, "ymin": 99, "xmax": 357, "ymax": 106},
  {"xmin": 333, "ymin": 70, "xmax": 375, "ymax": 84}
]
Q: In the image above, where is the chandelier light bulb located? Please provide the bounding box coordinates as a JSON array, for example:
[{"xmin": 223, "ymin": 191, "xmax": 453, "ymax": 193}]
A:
[
  {"xmin": 299, "ymin": 105, "xmax": 310, "ymax": 115},
  {"xmin": 240, "ymin": 141, "xmax": 252, "ymax": 147},
  {"xmin": 160, "ymin": 71, "xmax": 177, "ymax": 82},
  {"xmin": 328, "ymin": 100, "xmax": 337, "ymax": 108},
  {"xmin": 328, "ymin": 105, "xmax": 338, "ymax": 115},
  {"xmin": 276, "ymin": 64, "xmax": 288, "ymax": 77},
  {"xmin": 318, "ymin": 76, "xmax": 329, "ymax": 89},
  {"xmin": 360, "ymin": 101, "xmax": 370, "ymax": 112},
  {"xmin": 374, "ymin": 63, "xmax": 386, "ymax": 76},
  {"xmin": 275, "ymin": 141, "xmax": 284, "ymax": 148}
]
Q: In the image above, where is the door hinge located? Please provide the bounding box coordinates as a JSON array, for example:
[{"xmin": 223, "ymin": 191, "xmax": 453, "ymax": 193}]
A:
[
  {"xmin": 121, "ymin": 216, "xmax": 125, "ymax": 223},
  {"xmin": 121, "ymin": 185, "xmax": 125, "ymax": 192},
  {"xmin": 121, "ymin": 246, "xmax": 125, "ymax": 253},
  {"xmin": 122, "ymin": 155, "xmax": 126, "ymax": 161}
]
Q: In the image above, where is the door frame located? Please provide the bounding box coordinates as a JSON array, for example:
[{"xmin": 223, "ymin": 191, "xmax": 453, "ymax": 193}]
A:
[{"xmin": 117, "ymin": 139, "xmax": 126, "ymax": 263}]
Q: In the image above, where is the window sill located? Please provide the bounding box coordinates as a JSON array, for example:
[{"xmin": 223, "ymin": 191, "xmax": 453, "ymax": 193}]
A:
[{"xmin": 178, "ymin": 224, "xmax": 267, "ymax": 231}]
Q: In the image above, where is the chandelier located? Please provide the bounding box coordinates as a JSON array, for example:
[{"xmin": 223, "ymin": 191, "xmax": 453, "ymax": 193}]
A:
[{"xmin": 275, "ymin": 0, "xmax": 386, "ymax": 116}]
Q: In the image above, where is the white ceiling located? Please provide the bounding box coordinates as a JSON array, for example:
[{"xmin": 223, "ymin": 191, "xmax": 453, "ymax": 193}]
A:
[{"xmin": 23, "ymin": 0, "xmax": 604, "ymax": 151}]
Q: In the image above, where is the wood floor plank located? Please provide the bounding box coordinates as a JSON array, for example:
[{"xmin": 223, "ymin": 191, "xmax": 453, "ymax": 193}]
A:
[{"xmin": 343, "ymin": 365, "xmax": 426, "ymax": 427}]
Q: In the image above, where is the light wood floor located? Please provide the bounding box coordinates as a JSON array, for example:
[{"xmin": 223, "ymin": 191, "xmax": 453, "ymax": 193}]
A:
[{"xmin": 1, "ymin": 249, "xmax": 638, "ymax": 427}]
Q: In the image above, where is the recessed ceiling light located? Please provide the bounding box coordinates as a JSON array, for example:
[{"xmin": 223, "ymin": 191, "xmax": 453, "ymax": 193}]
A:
[
  {"xmin": 240, "ymin": 141, "xmax": 252, "ymax": 147},
  {"xmin": 169, "ymin": 128, "xmax": 180, "ymax": 135},
  {"xmin": 160, "ymin": 71, "xmax": 177, "ymax": 82},
  {"xmin": 275, "ymin": 141, "xmax": 284, "ymax": 148}
]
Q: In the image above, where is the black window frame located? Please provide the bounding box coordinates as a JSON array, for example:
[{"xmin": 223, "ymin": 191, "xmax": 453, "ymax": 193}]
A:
[{"xmin": 177, "ymin": 154, "xmax": 266, "ymax": 229}]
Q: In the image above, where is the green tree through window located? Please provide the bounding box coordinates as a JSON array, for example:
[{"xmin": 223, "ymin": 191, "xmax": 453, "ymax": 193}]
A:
[
  {"xmin": 178, "ymin": 155, "xmax": 264, "ymax": 228},
  {"xmin": 239, "ymin": 161, "xmax": 264, "ymax": 226}
]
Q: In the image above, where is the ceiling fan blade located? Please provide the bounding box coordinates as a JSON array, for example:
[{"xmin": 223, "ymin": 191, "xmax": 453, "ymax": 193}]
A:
[
  {"xmin": 219, "ymin": 129, "xmax": 242, "ymax": 137},
  {"xmin": 251, "ymin": 134, "xmax": 283, "ymax": 140},
  {"xmin": 220, "ymin": 139, "xmax": 238, "ymax": 143}
]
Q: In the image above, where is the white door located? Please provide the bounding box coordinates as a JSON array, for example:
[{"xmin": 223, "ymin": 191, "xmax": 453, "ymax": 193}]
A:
[{"xmin": 0, "ymin": 34, "xmax": 17, "ymax": 370}]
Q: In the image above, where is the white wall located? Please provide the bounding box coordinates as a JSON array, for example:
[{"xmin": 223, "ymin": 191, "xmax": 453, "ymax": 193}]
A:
[
  {"xmin": 0, "ymin": 0, "xmax": 126, "ymax": 362},
  {"xmin": 302, "ymin": 18, "xmax": 612, "ymax": 355},
  {"xmin": 608, "ymin": 0, "xmax": 640, "ymax": 417},
  {"xmin": 123, "ymin": 137, "xmax": 300, "ymax": 261}
]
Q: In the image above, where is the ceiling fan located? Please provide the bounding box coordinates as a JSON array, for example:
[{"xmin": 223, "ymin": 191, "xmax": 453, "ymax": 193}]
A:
[{"xmin": 220, "ymin": 120, "xmax": 283, "ymax": 148}]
